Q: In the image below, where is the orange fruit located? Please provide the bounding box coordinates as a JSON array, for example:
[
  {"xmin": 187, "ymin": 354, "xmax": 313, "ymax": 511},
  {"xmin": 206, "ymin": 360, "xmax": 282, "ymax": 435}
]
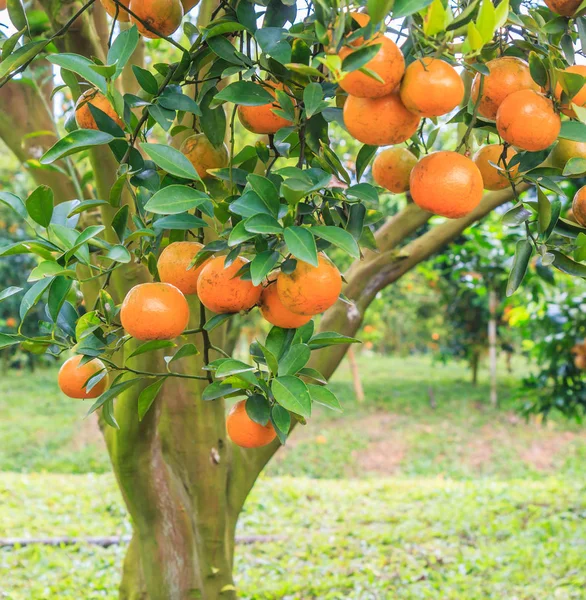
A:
[
  {"xmin": 237, "ymin": 81, "xmax": 293, "ymax": 134},
  {"xmin": 550, "ymin": 138, "xmax": 586, "ymax": 175},
  {"xmin": 399, "ymin": 58, "xmax": 464, "ymax": 117},
  {"xmin": 75, "ymin": 89, "xmax": 124, "ymax": 130},
  {"xmin": 372, "ymin": 147, "xmax": 418, "ymax": 193},
  {"xmin": 100, "ymin": 0, "xmax": 131, "ymax": 21},
  {"xmin": 58, "ymin": 355, "xmax": 109, "ymax": 399},
  {"xmin": 157, "ymin": 241, "xmax": 211, "ymax": 295},
  {"xmin": 259, "ymin": 279, "xmax": 313, "ymax": 329},
  {"xmin": 197, "ymin": 256, "xmax": 262, "ymax": 314},
  {"xmin": 544, "ymin": 0, "xmax": 582, "ymax": 16},
  {"xmin": 343, "ymin": 90, "xmax": 421, "ymax": 146},
  {"xmin": 472, "ymin": 144, "xmax": 518, "ymax": 191},
  {"xmin": 277, "ymin": 254, "xmax": 342, "ymax": 316},
  {"xmin": 120, "ymin": 282, "xmax": 190, "ymax": 340},
  {"xmin": 0, "ymin": 0, "xmax": 6, "ymax": 10},
  {"xmin": 554, "ymin": 65, "xmax": 586, "ymax": 118},
  {"xmin": 180, "ymin": 134, "xmax": 229, "ymax": 180},
  {"xmin": 572, "ymin": 185, "xmax": 586, "ymax": 227},
  {"xmin": 471, "ymin": 57, "xmax": 539, "ymax": 120},
  {"xmin": 410, "ymin": 151, "xmax": 484, "ymax": 218},
  {"xmin": 496, "ymin": 89, "xmax": 561, "ymax": 152},
  {"xmin": 226, "ymin": 400, "xmax": 277, "ymax": 448},
  {"xmin": 338, "ymin": 36, "xmax": 405, "ymax": 99},
  {"xmin": 129, "ymin": 0, "xmax": 183, "ymax": 38}
]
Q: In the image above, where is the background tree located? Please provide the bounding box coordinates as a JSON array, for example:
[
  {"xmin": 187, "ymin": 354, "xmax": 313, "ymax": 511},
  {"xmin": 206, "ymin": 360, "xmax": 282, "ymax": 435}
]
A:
[{"xmin": 2, "ymin": 0, "xmax": 586, "ymax": 598}]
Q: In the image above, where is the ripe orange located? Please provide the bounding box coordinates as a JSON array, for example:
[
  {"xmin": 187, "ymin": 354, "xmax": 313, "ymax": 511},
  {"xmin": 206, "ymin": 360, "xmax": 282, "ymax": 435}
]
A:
[
  {"xmin": 197, "ymin": 256, "xmax": 262, "ymax": 314},
  {"xmin": 554, "ymin": 65, "xmax": 586, "ymax": 118},
  {"xmin": 226, "ymin": 400, "xmax": 277, "ymax": 448},
  {"xmin": 157, "ymin": 241, "xmax": 211, "ymax": 295},
  {"xmin": 129, "ymin": 0, "xmax": 183, "ymax": 38},
  {"xmin": 237, "ymin": 81, "xmax": 293, "ymax": 134},
  {"xmin": 572, "ymin": 185, "xmax": 586, "ymax": 227},
  {"xmin": 0, "ymin": 0, "xmax": 6, "ymax": 10},
  {"xmin": 471, "ymin": 57, "xmax": 539, "ymax": 120},
  {"xmin": 277, "ymin": 254, "xmax": 342, "ymax": 316},
  {"xmin": 100, "ymin": 0, "xmax": 131, "ymax": 21},
  {"xmin": 410, "ymin": 151, "xmax": 484, "ymax": 218},
  {"xmin": 75, "ymin": 89, "xmax": 124, "ymax": 130},
  {"xmin": 544, "ymin": 0, "xmax": 582, "ymax": 16},
  {"xmin": 550, "ymin": 138, "xmax": 586, "ymax": 175},
  {"xmin": 339, "ymin": 36, "xmax": 405, "ymax": 99},
  {"xmin": 496, "ymin": 89, "xmax": 561, "ymax": 152},
  {"xmin": 472, "ymin": 144, "xmax": 518, "ymax": 191},
  {"xmin": 372, "ymin": 147, "xmax": 418, "ymax": 193},
  {"xmin": 120, "ymin": 282, "xmax": 190, "ymax": 340},
  {"xmin": 58, "ymin": 355, "xmax": 109, "ymax": 399},
  {"xmin": 343, "ymin": 90, "xmax": 421, "ymax": 146},
  {"xmin": 259, "ymin": 279, "xmax": 313, "ymax": 329},
  {"xmin": 180, "ymin": 134, "xmax": 229, "ymax": 180},
  {"xmin": 399, "ymin": 58, "xmax": 464, "ymax": 117}
]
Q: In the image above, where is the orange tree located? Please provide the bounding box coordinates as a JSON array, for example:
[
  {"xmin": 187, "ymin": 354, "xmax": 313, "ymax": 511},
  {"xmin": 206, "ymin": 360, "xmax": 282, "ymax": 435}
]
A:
[{"xmin": 2, "ymin": 0, "xmax": 586, "ymax": 596}]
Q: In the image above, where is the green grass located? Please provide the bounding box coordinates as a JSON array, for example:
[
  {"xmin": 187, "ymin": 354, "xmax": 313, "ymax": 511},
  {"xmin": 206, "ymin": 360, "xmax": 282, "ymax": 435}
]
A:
[{"xmin": 1, "ymin": 473, "xmax": 585, "ymax": 599}]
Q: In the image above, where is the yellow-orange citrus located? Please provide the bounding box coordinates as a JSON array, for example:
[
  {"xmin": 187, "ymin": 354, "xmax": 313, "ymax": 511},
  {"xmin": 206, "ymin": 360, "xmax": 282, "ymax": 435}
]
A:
[
  {"xmin": 197, "ymin": 256, "xmax": 262, "ymax": 314},
  {"xmin": 343, "ymin": 90, "xmax": 421, "ymax": 146},
  {"xmin": 75, "ymin": 89, "xmax": 124, "ymax": 130},
  {"xmin": 338, "ymin": 36, "xmax": 405, "ymax": 99},
  {"xmin": 129, "ymin": 0, "xmax": 183, "ymax": 38},
  {"xmin": 472, "ymin": 144, "xmax": 518, "ymax": 191},
  {"xmin": 551, "ymin": 138, "xmax": 586, "ymax": 176},
  {"xmin": 100, "ymin": 0, "xmax": 130, "ymax": 21},
  {"xmin": 226, "ymin": 400, "xmax": 277, "ymax": 448},
  {"xmin": 496, "ymin": 89, "xmax": 561, "ymax": 152},
  {"xmin": 0, "ymin": 0, "xmax": 6, "ymax": 10},
  {"xmin": 58, "ymin": 355, "xmax": 109, "ymax": 399},
  {"xmin": 471, "ymin": 57, "xmax": 539, "ymax": 120},
  {"xmin": 277, "ymin": 254, "xmax": 342, "ymax": 316},
  {"xmin": 554, "ymin": 65, "xmax": 586, "ymax": 118},
  {"xmin": 180, "ymin": 133, "xmax": 229, "ymax": 180},
  {"xmin": 572, "ymin": 185, "xmax": 586, "ymax": 227},
  {"xmin": 544, "ymin": 0, "xmax": 582, "ymax": 16},
  {"xmin": 372, "ymin": 147, "xmax": 418, "ymax": 193},
  {"xmin": 157, "ymin": 241, "xmax": 211, "ymax": 295},
  {"xmin": 399, "ymin": 58, "xmax": 464, "ymax": 117},
  {"xmin": 410, "ymin": 151, "xmax": 484, "ymax": 218},
  {"xmin": 259, "ymin": 279, "xmax": 313, "ymax": 329},
  {"xmin": 120, "ymin": 282, "xmax": 190, "ymax": 340},
  {"xmin": 237, "ymin": 82, "xmax": 293, "ymax": 134}
]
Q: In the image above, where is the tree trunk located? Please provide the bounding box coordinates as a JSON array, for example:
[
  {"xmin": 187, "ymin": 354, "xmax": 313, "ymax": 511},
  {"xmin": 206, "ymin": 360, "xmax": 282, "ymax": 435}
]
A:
[
  {"xmin": 347, "ymin": 346, "xmax": 365, "ymax": 403},
  {"xmin": 471, "ymin": 351, "xmax": 480, "ymax": 386}
]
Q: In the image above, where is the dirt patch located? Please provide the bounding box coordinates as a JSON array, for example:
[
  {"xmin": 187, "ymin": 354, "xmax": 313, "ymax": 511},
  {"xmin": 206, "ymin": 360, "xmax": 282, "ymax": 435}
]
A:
[
  {"xmin": 466, "ymin": 437, "xmax": 494, "ymax": 471},
  {"xmin": 354, "ymin": 438, "xmax": 406, "ymax": 475},
  {"xmin": 519, "ymin": 432, "xmax": 575, "ymax": 471},
  {"xmin": 72, "ymin": 412, "xmax": 106, "ymax": 451}
]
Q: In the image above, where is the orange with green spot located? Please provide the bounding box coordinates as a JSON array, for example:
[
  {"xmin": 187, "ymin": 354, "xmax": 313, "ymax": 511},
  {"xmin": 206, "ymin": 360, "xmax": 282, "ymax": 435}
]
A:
[
  {"xmin": 237, "ymin": 82, "xmax": 293, "ymax": 135},
  {"xmin": 472, "ymin": 144, "xmax": 518, "ymax": 191},
  {"xmin": 259, "ymin": 279, "xmax": 313, "ymax": 329},
  {"xmin": 180, "ymin": 134, "xmax": 229, "ymax": 180},
  {"xmin": 75, "ymin": 89, "xmax": 124, "ymax": 130},
  {"xmin": 372, "ymin": 147, "xmax": 418, "ymax": 194},
  {"xmin": 158, "ymin": 241, "xmax": 211, "ymax": 295},
  {"xmin": 226, "ymin": 400, "xmax": 277, "ymax": 448},
  {"xmin": 58, "ymin": 355, "xmax": 109, "ymax": 399}
]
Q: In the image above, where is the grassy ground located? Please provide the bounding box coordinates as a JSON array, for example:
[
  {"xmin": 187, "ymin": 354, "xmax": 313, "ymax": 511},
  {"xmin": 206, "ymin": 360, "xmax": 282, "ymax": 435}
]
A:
[{"xmin": 1, "ymin": 354, "xmax": 586, "ymax": 599}]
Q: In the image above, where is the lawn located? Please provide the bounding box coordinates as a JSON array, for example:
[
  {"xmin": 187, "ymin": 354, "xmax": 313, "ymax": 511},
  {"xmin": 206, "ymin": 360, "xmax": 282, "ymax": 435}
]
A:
[{"xmin": 1, "ymin": 354, "xmax": 586, "ymax": 599}]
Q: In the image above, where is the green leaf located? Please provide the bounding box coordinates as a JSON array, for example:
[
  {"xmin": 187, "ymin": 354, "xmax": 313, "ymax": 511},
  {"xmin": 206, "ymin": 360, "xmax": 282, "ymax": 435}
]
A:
[
  {"xmin": 247, "ymin": 174, "xmax": 280, "ymax": 217},
  {"xmin": 393, "ymin": 0, "xmax": 434, "ymax": 18},
  {"xmin": 250, "ymin": 251, "xmax": 279, "ymax": 286},
  {"xmin": 303, "ymin": 82, "xmax": 326, "ymax": 119},
  {"xmin": 342, "ymin": 44, "xmax": 382, "ymax": 74},
  {"xmin": 271, "ymin": 375, "xmax": 312, "ymax": 418},
  {"xmin": 537, "ymin": 187, "xmax": 552, "ymax": 234},
  {"xmin": 502, "ymin": 203, "xmax": 531, "ymax": 227},
  {"xmin": 204, "ymin": 312, "xmax": 234, "ymax": 332},
  {"xmin": 215, "ymin": 359, "xmax": 256, "ymax": 378},
  {"xmin": 0, "ymin": 286, "xmax": 23, "ymax": 303},
  {"xmin": 271, "ymin": 404, "xmax": 291, "ymax": 441},
  {"xmin": 108, "ymin": 26, "xmax": 139, "ymax": 79},
  {"xmin": 528, "ymin": 51, "xmax": 548, "ymax": 88},
  {"xmin": 106, "ymin": 245, "xmax": 132, "ymax": 263},
  {"xmin": 145, "ymin": 185, "xmax": 211, "ymax": 215},
  {"xmin": 284, "ymin": 226, "xmax": 318, "ymax": 266},
  {"xmin": 256, "ymin": 340, "xmax": 279, "ymax": 375},
  {"xmin": 20, "ymin": 277, "xmax": 53, "ymax": 321},
  {"xmin": 298, "ymin": 366, "xmax": 327, "ymax": 384},
  {"xmin": 158, "ymin": 91, "xmax": 201, "ymax": 115},
  {"xmin": 0, "ymin": 191, "xmax": 27, "ymax": 218},
  {"xmin": 0, "ymin": 333, "xmax": 21, "ymax": 349},
  {"xmin": 128, "ymin": 340, "xmax": 176, "ymax": 358},
  {"xmin": 308, "ymin": 332, "xmax": 361, "ymax": 350},
  {"xmin": 7, "ymin": 0, "xmax": 29, "ymax": 33},
  {"xmin": 356, "ymin": 145, "xmax": 377, "ymax": 182},
  {"xmin": 25, "ymin": 185, "xmax": 53, "ymax": 228},
  {"xmin": 47, "ymin": 54, "xmax": 107, "ymax": 93},
  {"xmin": 40, "ymin": 130, "xmax": 115, "ymax": 164},
  {"xmin": 551, "ymin": 250, "xmax": 586, "ymax": 277},
  {"xmin": 47, "ymin": 277, "xmax": 72, "ymax": 322},
  {"xmin": 245, "ymin": 214, "xmax": 283, "ymax": 235},
  {"xmin": 86, "ymin": 377, "xmax": 144, "ymax": 417},
  {"xmin": 168, "ymin": 343, "xmax": 199, "ymax": 363},
  {"xmin": 0, "ymin": 40, "xmax": 49, "ymax": 80},
  {"xmin": 278, "ymin": 343, "xmax": 311, "ymax": 376},
  {"xmin": 228, "ymin": 220, "xmax": 256, "ymax": 247},
  {"xmin": 215, "ymin": 81, "xmax": 274, "ymax": 106},
  {"xmin": 138, "ymin": 378, "xmax": 166, "ymax": 420},
  {"xmin": 308, "ymin": 384, "xmax": 342, "ymax": 412},
  {"xmin": 367, "ymin": 0, "xmax": 394, "ymax": 22},
  {"xmin": 132, "ymin": 65, "xmax": 159, "ymax": 95},
  {"xmin": 245, "ymin": 394, "xmax": 271, "ymax": 425},
  {"xmin": 476, "ymin": 0, "xmax": 496, "ymax": 42},
  {"xmin": 424, "ymin": 0, "xmax": 450, "ymax": 36},
  {"xmin": 311, "ymin": 225, "xmax": 360, "ymax": 258},
  {"xmin": 141, "ymin": 143, "xmax": 201, "ymax": 181},
  {"xmin": 506, "ymin": 239, "xmax": 533, "ymax": 297},
  {"xmin": 203, "ymin": 382, "xmax": 243, "ymax": 401},
  {"xmin": 229, "ymin": 191, "xmax": 277, "ymax": 218},
  {"xmin": 559, "ymin": 121, "xmax": 586, "ymax": 143}
]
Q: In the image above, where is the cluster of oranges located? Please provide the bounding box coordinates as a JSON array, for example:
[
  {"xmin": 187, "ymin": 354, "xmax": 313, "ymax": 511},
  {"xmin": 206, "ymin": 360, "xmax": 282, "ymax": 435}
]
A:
[{"xmin": 118, "ymin": 242, "xmax": 342, "ymax": 341}]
